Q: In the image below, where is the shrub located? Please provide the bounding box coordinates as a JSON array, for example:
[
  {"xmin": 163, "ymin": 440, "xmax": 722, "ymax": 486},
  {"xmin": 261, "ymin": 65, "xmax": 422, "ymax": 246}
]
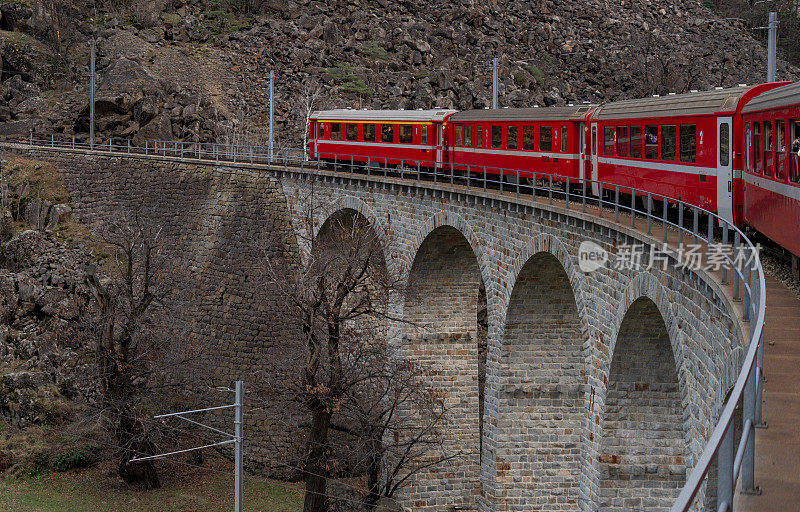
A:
[{"xmin": 51, "ymin": 446, "xmax": 99, "ymax": 472}]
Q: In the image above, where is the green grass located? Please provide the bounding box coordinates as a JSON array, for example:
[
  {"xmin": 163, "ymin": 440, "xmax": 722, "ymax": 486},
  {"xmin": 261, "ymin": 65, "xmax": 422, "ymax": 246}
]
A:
[{"xmin": 0, "ymin": 459, "xmax": 304, "ymax": 512}]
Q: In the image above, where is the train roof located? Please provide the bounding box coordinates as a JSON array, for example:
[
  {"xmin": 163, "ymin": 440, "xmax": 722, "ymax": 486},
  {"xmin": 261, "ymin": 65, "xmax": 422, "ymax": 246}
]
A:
[
  {"xmin": 742, "ymin": 82, "xmax": 800, "ymax": 113},
  {"xmin": 310, "ymin": 109, "xmax": 456, "ymax": 122},
  {"xmin": 450, "ymin": 105, "xmax": 595, "ymax": 122},
  {"xmin": 592, "ymin": 86, "xmax": 752, "ymax": 120}
]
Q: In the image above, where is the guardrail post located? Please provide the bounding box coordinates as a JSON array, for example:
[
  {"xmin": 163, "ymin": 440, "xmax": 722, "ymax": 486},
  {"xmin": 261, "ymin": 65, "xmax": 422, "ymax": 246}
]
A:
[
  {"xmin": 678, "ymin": 201, "xmax": 684, "ymax": 245},
  {"xmin": 72, "ymin": 135, "xmax": 75, "ymax": 150},
  {"xmin": 733, "ymin": 232, "xmax": 741, "ymax": 300},
  {"xmin": 548, "ymin": 175, "xmax": 552, "ymax": 205},
  {"xmin": 417, "ymin": 162, "xmax": 420, "ymax": 185},
  {"xmin": 614, "ymin": 186, "xmax": 619, "ymax": 224},
  {"xmin": 500, "ymin": 168, "xmax": 504, "ymax": 193},
  {"xmin": 598, "ymin": 183, "xmax": 603, "ymax": 218},
  {"xmin": 582, "ymin": 180, "xmax": 586, "ymax": 213},
  {"xmin": 743, "ymin": 250, "xmax": 752, "ymax": 321},
  {"xmin": 630, "ymin": 190, "xmax": 636, "ymax": 229},
  {"xmin": 51, "ymin": 134, "xmax": 54, "ymax": 147},
  {"xmin": 742, "ymin": 354, "xmax": 758, "ymax": 495},
  {"xmin": 662, "ymin": 198, "xmax": 668, "ymax": 242},
  {"xmin": 722, "ymin": 224, "xmax": 729, "ymax": 284},
  {"xmin": 565, "ymin": 178, "xmax": 570, "ymax": 210},
  {"xmin": 693, "ymin": 207, "xmax": 699, "ymax": 245},
  {"xmin": 29, "ymin": 130, "xmax": 32, "ymax": 146},
  {"xmin": 718, "ymin": 420, "xmax": 735, "ymax": 512},
  {"xmin": 484, "ymin": 167, "xmax": 487, "ymax": 191},
  {"xmin": 646, "ymin": 194, "xmax": 652, "ymax": 235},
  {"xmin": 707, "ymin": 213, "xmax": 714, "ymax": 266},
  {"xmin": 756, "ymin": 331, "xmax": 765, "ymax": 427}
]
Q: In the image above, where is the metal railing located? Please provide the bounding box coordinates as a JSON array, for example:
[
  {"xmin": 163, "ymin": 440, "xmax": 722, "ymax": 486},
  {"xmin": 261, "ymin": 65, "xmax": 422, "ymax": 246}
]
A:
[{"xmin": 15, "ymin": 135, "xmax": 766, "ymax": 512}]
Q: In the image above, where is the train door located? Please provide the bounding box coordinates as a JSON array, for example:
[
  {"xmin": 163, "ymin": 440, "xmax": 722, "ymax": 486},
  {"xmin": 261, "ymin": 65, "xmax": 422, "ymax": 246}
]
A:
[
  {"xmin": 579, "ymin": 122, "xmax": 586, "ymax": 181},
  {"xmin": 717, "ymin": 117, "xmax": 734, "ymax": 225},
  {"xmin": 591, "ymin": 123, "xmax": 599, "ymax": 195},
  {"xmin": 717, "ymin": 117, "xmax": 733, "ymax": 223},
  {"xmin": 436, "ymin": 124, "xmax": 444, "ymax": 170}
]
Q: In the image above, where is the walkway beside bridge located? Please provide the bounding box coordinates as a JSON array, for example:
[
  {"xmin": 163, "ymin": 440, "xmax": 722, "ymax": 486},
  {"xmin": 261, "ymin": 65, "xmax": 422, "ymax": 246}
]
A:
[{"xmin": 736, "ymin": 273, "xmax": 800, "ymax": 511}]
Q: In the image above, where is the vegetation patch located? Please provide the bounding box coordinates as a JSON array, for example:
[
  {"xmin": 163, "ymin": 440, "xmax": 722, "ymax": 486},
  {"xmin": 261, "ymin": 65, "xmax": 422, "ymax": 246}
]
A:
[
  {"xmin": 360, "ymin": 41, "xmax": 389, "ymax": 61},
  {"xmin": 325, "ymin": 62, "xmax": 373, "ymax": 96}
]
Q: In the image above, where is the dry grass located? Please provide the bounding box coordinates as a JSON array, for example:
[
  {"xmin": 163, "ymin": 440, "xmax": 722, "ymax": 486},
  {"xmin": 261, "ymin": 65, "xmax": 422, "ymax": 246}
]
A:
[
  {"xmin": 0, "ymin": 454, "xmax": 305, "ymax": 512},
  {"xmin": 2, "ymin": 156, "xmax": 71, "ymax": 205}
]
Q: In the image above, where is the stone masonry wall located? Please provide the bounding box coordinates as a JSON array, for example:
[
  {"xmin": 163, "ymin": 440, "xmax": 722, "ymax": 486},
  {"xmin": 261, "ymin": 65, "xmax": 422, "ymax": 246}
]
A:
[
  {"xmin": 0, "ymin": 145, "xmax": 749, "ymax": 511},
  {"xmin": 599, "ymin": 296, "xmax": 685, "ymax": 511},
  {"xmin": 0, "ymin": 145, "xmax": 306, "ymax": 479},
  {"xmin": 495, "ymin": 252, "xmax": 584, "ymax": 511},
  {"xmin": 401, "ymin": 225, "xmax": 483, "ymax": 510}
]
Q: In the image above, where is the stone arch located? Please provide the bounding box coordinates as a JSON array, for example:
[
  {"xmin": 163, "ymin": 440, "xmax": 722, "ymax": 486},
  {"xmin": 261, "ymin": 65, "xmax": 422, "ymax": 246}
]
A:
[
  {"xmin": 307, "ymin": 194, "xmax": 394, "ymax": 273},
  {"xmin": 493, "ymin": 250, "xmax": 585, "ymax": 511},
  {"xmin": 598, "ymin": 293, "xmax": 687, "ymax": 512},
  {"xmin": 400, "ymin": 223, "xmax": 486, "ymax": 510}
]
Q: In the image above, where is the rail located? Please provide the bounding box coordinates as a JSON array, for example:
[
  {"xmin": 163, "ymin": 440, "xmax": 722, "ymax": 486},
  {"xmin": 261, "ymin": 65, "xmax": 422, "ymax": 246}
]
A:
[{"xmin": 14, "ymin": 135, "xmax": 767, "ymax": 512}]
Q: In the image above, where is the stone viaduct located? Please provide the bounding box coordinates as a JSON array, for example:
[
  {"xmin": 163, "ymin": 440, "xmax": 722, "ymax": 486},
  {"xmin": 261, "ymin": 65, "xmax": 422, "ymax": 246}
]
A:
[{"xmin": 0, "ymin": 143, "xmax": 747, "ymax": 512}]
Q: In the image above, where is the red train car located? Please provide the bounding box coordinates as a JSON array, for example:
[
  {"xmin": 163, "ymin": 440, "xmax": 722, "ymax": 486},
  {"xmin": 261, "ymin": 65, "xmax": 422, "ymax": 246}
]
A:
[
  {"xmin": 447, "ymin": 106, "xmax": 594, "ymax": 182},
  {"xmin": 308, "ymin": 109, "xmax": 456, "ymax": 170},
  {"xmin": 741, "ymin": 82, "xmax": 800, "ymax": 257},
  {"xmin": 589, "ymin": 84, "xmax": 785, "ymax": 225}
]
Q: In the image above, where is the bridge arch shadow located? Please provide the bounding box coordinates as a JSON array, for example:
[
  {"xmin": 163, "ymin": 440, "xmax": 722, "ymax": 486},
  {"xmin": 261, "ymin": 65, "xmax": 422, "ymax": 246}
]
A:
[
  {"xmin": 599, "ymin": 295, "xmax": 687, "ymax": 511},
  {"xmin": 494, "ymin": 251, "xmax": 585, "ymax": 511},
  {"xmin": 400, "ymin": 224, "xmax": 486, "ymax": 508}
]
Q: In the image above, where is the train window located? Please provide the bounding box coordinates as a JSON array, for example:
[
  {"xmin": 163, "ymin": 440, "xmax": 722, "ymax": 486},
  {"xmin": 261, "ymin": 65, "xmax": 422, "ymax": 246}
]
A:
[
  {"xmin": 645, "ymin": 125, "xmax": 659, "ymax": 159},
  {"xmin": 603, "ymin": 126, "xmax": 614, "ymax": 156},
  {"xmin": 492, "ymin": 125, "xmax": 502, "ymax": 149},
  {"xmin": 764, "ymin": 121, "xmax": 773, "ymax": 177},
  {"xmin": 346, "ymin": 123, "xmax": 358, "ymax": 141},
  {"xmin": 616, "ymin": 126, "xmax": 629, "ymax": 157},
  {"xmin": 561, "ymin": 126, "xmax": 568, "ymax": 152},
  {"xmin": 476, "ymin": 125, "xmax": 483, "ymax": 148},
  {"xmin": 680, "ymin": 124, "xmax": 696, "ymax": 163},
  {"xmin": 719, "ymin": 123, "xmax": 729, "ymax": 167},
  {"xmin": 363, "ymin": 124, "xmax": 375, "ymax": 142},
  {"xmin": 754, "ymin": 122, "xmax": 762, "ymax": 173},
  {"xmin": 523, "ymin": 126, "xmax": 535, "ymax": 150},
  {"xmin": 319, "ymin": 122, "xmax": 325, "ymax": 139},
  {"xmin": 791, "ymin": 120, "xmax": 800, "ymax": 183},
  {"xmin": 455, "ymin": 125, "xmax": 463, "ymax": 146},
  {"xmin": 776, "ymin": 120, "xmax": 786, "ymax": 180},
  {"xmin": 745, "ymin": 124, "xmax": 752, "ymax": 173},
  {"xmin": 399, "ymin": 124, "xmax": 413, "ymax": 144},
  {"xmin": 630, "ymin": 126, "xmax": 643, "ymax": 158},
  {"xmin": 381, "ymin": 124, "xmax": 394, "ymax": 143},
  {"xmin": 541, "ymin": 126, "xmax": 553, "ymax": 151},
  {"xmin": 507, "ymin": 126, "xmax": 518, "ymax": 150},
  {"xmin": 661, "ymin": 125, "xmax": 677, "ymax": 161},
  {"xmin": 464, "ymin": 125, "xmax": 472, "ymax": 147},
  {"xmin": 421, "ymin": 125, "xmax": 428, "ymax": 145},
  {"xmin": 331, "ymin": 123, "xmax": 341, "ymax": 140}
]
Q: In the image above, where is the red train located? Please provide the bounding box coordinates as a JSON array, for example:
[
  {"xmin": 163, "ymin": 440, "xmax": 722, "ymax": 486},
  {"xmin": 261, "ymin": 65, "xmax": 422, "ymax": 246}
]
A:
[{"xmin": 308, "ymin": 81, "xmax": 800, "ymax": 258}]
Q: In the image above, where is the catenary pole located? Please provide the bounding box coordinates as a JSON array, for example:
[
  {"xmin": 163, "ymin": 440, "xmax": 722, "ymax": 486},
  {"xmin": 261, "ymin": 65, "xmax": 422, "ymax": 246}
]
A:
[
  {"xmin": 129, "ymin": 381, "xmax": 244, "ymax": 511},
  {"xmin": 269, "ymin": 70, "xmax": 274, "ymax": 163},
  {"xmin": 90, "ymin": 39, "xmax": 96, "ymax": 149},
  {"xmin": 767, "ymin": 12, "xmax": 777, "ymax": 82},
  {"xmin": 492, "ymin": 57, "xmax": 498, "ymax": 109}
]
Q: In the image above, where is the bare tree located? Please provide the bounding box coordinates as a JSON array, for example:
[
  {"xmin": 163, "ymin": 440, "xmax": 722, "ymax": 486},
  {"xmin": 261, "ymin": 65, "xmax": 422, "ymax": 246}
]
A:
[
  {"xmin": 81, "ymin": 213, "xmax": 200, "ymax": 488},
  {"xmin": 258, "ymin": 192, "xmax": 453, "ymax": 512},
  {"xmin": 299, "ymin": 81, "xmax": 325, "ymax": 161},
  {"xmin": 333, "ymin": 353, "xmax": 454, "ymax": 510}
]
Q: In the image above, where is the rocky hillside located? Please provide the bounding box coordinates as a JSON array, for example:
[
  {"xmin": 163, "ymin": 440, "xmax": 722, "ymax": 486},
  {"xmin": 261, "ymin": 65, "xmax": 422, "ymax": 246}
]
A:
[{"xmin": 0, "ymin": 0, "xmax": 796, "ymax": 147}]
